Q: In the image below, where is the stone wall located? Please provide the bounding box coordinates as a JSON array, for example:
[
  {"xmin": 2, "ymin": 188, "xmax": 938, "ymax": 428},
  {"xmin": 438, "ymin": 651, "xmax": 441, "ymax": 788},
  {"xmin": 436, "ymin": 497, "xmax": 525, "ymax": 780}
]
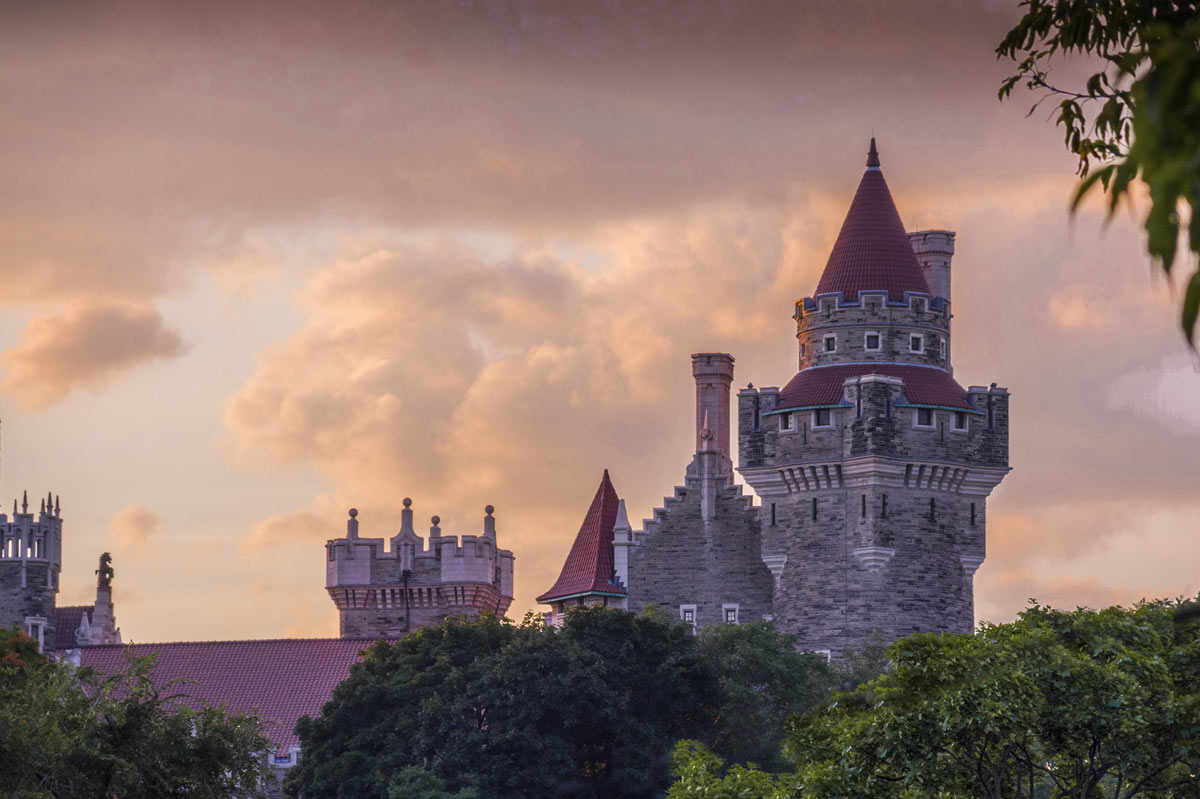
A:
[{"xmin": 626, "ymin": 466, "xmax": 773, "ymax": 628}]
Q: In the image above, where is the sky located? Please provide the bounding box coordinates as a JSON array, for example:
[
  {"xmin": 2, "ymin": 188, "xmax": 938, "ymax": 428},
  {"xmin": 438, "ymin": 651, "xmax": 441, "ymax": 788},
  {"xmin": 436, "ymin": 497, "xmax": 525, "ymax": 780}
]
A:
[{"xmin": 2, "ymin": 0, "xmax": 1197, "ymax": 642}]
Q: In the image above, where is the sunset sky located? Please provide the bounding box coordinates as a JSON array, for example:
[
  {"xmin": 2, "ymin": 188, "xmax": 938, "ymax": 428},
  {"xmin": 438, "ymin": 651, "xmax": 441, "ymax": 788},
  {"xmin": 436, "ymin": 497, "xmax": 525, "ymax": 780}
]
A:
[{"xmin": 3, "ymin": 1, "xmax": 1197, "ymax": 642}]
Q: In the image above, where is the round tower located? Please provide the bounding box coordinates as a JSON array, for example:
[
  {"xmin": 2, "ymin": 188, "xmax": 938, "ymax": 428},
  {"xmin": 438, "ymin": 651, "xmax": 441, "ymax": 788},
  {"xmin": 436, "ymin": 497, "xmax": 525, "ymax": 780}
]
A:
[{"xmin": 737, "ymin": 141, "xmax": 1010, "ymax": 655}]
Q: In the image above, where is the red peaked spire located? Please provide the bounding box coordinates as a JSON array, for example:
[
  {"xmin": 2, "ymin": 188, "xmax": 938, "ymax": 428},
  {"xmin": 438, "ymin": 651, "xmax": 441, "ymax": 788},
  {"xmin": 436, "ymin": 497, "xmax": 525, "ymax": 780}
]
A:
[
  {"xmin": 813, "ymin": 140, "xmax": 930, "ymax": 301},
  {"xmin": 537, "ymin": 470, "xmax": 625, "ymax": 603}
]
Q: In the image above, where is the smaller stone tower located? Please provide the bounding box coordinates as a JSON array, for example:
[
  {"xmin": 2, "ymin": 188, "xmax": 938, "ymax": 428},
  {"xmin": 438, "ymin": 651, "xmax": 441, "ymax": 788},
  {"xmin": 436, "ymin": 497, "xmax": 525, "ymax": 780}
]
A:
[
  {"xmin": 325, "ymin": 500, "xmax": 515, "ymax": 639},
  {"xmin": 0, "ymin": 491, "xmax": 63, "ymax": 651}
]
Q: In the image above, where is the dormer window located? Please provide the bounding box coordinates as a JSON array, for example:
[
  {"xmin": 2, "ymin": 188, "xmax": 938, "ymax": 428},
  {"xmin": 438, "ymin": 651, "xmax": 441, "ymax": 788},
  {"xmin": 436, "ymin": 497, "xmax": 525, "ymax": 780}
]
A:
[
  {"xmin": 914, "ymin": 408, "xmax": 935, "ymax": 429},
  {"xmin": 813, "ymin": 408, "xmax": 834, "ymax": 428},
  {"xmin": 864, "ymin": 331, "xmax": 881, "ymax": 351},
  {"xmin": 909, "ymin": 334, "xmax": 925, "ymax": 353},
  {"xmin": 823, "ymin": 334, "xmax": 836, "ymax": 353}
]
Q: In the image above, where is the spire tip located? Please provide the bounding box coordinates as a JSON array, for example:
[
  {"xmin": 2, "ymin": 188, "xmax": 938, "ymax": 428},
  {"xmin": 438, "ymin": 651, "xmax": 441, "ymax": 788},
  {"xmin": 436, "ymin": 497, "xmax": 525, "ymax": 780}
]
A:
[{"xmin": 866, "ymin": 137, "xmax": 880, "ymax": 168}]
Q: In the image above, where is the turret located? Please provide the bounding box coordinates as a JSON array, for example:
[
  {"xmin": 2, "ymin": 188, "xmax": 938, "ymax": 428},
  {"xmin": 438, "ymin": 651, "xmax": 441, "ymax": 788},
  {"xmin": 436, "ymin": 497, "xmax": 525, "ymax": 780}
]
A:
[
  {"xmin": 325, "ymin": 500, "xmax": 515, "ymax": 639},
  {"xmin": 0, "ymin": 491, "xmax": 64, "ymax": 651}
]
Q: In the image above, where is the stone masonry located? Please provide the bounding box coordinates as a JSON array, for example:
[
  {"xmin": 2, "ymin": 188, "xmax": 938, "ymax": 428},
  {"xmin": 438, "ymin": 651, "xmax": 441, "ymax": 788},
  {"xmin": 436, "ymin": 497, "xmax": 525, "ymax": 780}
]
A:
[
  {"xmin": 0, "ymin": 491, "xmax": 63, "ymax": 652},
  {"xmin": 325, "ymin": 500, "xmax": 515, "ymax": 639},
  {"xmin": 622, "ymin": 354, "xmax": 775, "ymax": 628}
]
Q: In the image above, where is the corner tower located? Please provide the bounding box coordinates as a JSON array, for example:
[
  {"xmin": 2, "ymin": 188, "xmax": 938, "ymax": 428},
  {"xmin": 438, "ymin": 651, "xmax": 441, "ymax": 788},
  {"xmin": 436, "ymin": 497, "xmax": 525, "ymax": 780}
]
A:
[
  {"xmin": 0, "ymin": 492, "xmax": 63, "ymax": 651},
  {"xmin": 738, "ymin": 140, "xmax": 1010, "ymax": 654}
]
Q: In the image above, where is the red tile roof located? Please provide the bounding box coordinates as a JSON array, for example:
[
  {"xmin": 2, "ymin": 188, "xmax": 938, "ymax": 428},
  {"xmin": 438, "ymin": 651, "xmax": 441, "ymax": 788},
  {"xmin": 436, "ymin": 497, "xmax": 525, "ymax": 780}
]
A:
[
  {"xmin": 537, "ymin": 470, "xmax": 625, "ymax": 603},
  {"xmin": 813, "ymin": 144, "xmax": 930, "ymax": 301},
  {"xmin": 53, "ymin": 605, "xmax": 88, "ymax": 644},
  {"xmin": 75, "ymin": 638, "xmax": 374, "ymax": 755},
  {"xmin": 776, "ymin": 364, "xmax": 974, "ymax": 411}
]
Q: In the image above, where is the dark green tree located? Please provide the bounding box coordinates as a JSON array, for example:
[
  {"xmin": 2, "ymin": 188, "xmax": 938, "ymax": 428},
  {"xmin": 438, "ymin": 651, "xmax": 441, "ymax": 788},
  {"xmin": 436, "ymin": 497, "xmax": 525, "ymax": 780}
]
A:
[
  {"xmin": 997, "ymin": 0, "xmax": 1200, "ymax": 345},
  {"xmin": 286, "ymin": 608, "xmax": 833, "ymax": 799},
  {"xmin": 0, "ymin": 627, "xmax": 271, "ymax": 799}
]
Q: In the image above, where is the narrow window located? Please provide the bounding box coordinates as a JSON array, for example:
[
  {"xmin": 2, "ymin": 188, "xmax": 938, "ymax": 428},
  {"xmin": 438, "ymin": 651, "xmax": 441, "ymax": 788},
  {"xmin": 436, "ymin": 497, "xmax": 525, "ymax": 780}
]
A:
[
  {"xmin": 770, "ymin": 502, "xmax": 776, "ymax": 526},
  {"xmin": 865, "ymin": 332, "xmax": 881, "ymax": 351},
  {"xmin": 970, "ymin": 503, "xmax": 976, "ymax": 526},
  {"xmin": 929, "ymin": 498, "xmax": 936, "ymax": 521},
  {"xmin": 881, "ymin": 494, "xmax": 888, "ymax": 518},
  {"xmin": 987, "ymin": 397, "xmax": 995, "ymax": 429},
  {"xmin": 856, "ymin": 391, "xmax": 863, "ymax": 420},
  {"xmin": 812, "ymin": 498, "xmax": 818, "ymax": 521},
  {"xmin": 725, "ymin": 608, "xmax": 737, "ymax": 623},
  {"xmin": 823, "ymin": 334, "xmax": 836, "ymax": 353},
  {"xmin": 953, "ymin": 411, "xmax": 967, "ymax": 431},
  {"xmin": 885, "ymin": 393, "xmax": 892, "ymax": 418},
  {"xmin": 940, "ymin": 338, "xmax": 947, "ymax": 359},
  {"xmin": 861, "ymin": 494, "xmax": 866, "ymax": 518},
  {"xmin": 752, "ymin": 395, "xmax": 761, "ymax": 432},
  {"xmin": 910, "ymin": 334, "xmax": 925, "ymax": 353},
  {"xmin": 800, "ymin": 342, "xmax": 806, "ymax": 359}
]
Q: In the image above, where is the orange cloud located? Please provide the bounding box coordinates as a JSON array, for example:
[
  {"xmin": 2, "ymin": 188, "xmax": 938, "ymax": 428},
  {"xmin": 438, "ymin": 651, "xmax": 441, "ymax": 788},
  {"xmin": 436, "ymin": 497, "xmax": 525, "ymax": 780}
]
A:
[
  {"xmin": 0, "ymin": 300, "xmax": 186, "ymax": 410},
  {"xmin": 109, "ymin": 505, "xmax": 164, "ymax": 560}
]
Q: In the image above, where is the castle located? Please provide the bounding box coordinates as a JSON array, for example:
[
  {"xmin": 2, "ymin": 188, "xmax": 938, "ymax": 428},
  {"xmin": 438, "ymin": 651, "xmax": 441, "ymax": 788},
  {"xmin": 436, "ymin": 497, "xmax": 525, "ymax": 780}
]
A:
[
  {"xmin": 1, "ymin": 141, "xmax": 1012, "ymax": 786},
  {"xmin": 540, "ymin": 140, "xmax": 1011, "ymax": 655}
]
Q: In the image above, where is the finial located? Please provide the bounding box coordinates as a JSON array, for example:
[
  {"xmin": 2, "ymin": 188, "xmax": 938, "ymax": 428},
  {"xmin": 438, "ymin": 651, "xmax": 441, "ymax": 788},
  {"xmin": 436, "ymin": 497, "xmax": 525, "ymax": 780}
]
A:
[
  {"xmin": 22, "ymin": 490, "xmax": 27, "ymax": 514},
  {"xmin": 403, "ymin": 497, "xmax": 412, "ymax": 508},
  {"xmin": 40, "ymin": 497, "xmax": 45, "ymax": 513},
  {"xmin": 483, "ymin": 505, "xmax": 496, "ymax": 537},
  {"xmin": 485, "ymin": 504, "xmax": 494, "ymax": 516},
  {"xmin": 603, "ymin": 468, "xmax": 609, "ymax": 480},
  {"xmin": 11, "ymin": 499, "xmax": 15, "ymax": 517},
  {"xmin": 54, "ymin": 495, "xmax": 59, "ymax": 515},
  {"xmin": 866, "ymin": 137, "xmax": 880, "ymax": 168},
  {"xmin": 431, "ymin": 515, "xmax": 440, "ymax": 525},
  {"xmin": 348, "ymin": 508, "xmax": 357, "ymax": 518}
]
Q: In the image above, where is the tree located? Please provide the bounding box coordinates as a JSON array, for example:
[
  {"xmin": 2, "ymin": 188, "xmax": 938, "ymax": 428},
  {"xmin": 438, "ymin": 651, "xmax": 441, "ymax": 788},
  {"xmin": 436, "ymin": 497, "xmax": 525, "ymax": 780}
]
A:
[
  {"xmin": 0, "ymin": 627, "xmax": 271, "ymax": 798},
  {"xmin": 997, "ymin": 0, "xmax": 1200, "ymax": 346},
  {"xmin": 671, "ymin": 600, "xmax": 1200, "ymax": 799},
  {"xmin": 286, "ymin": 609, "xmax": 834, "ymax": 799}
]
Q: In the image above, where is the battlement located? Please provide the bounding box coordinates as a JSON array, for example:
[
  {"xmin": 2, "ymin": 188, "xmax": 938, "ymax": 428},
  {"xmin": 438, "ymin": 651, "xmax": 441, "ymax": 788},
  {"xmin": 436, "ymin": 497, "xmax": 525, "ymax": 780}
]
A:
[
  {"xmin": 0, "ymin": 491, "xmax": 64, "ymax": 652},
  {"xmin": 325, "ymin": 498, "xmax": 515, "ymax": 638},
  {"xmin": 0, "ymin": 491, "xmax": 63, "ymax": 563}
]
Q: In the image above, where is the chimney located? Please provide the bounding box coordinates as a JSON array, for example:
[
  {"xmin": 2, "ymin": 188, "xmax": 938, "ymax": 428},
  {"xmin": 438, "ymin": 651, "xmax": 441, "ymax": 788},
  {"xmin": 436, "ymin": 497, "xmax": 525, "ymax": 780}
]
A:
[{"xmin": 691, "ymin": 353, "xmax": 735, "ymax": 462}]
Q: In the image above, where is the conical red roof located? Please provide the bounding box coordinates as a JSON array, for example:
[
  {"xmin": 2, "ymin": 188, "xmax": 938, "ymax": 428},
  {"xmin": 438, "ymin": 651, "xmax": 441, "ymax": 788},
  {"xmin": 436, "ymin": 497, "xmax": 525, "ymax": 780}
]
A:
[
  {"xmin": 813, "ymin": 141, "xmax": 930, "ymax": 301},
  {"xmin": 537, "ymin": 470, "xmax": 625, "ymax": 603}
]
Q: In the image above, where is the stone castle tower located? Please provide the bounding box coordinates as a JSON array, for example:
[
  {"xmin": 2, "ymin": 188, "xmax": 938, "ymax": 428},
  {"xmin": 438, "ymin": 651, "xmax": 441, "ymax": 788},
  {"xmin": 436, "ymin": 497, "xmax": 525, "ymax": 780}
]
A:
[
  {"xmin": 540, "ymin": 140, "xmax": 1011, "ymax": 654},
  {"xmin": 737, "ymin": 139, "xmax": 1010, "ymax": 653},
  {"xmin": 0, "ymin": 491, "xmax": 63, "ymax": 651},
  {"xmin": 325, "ymin": 500, "xmax": 515, "ymax": 639}
]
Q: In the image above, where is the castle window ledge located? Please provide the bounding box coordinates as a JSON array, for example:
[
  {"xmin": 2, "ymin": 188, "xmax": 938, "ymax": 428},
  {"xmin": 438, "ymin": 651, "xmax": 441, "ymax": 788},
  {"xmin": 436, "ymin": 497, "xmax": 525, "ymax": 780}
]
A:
[
  {"xmin": 864, "ymin": 331, "xmax": 882, "ymax": 351},
  {"xmin": 811, "ymin": 408, "xmax": 835, "ymax": 429},
  {"xmin": 852, "ymin": 546, "xmax": 896, "ymax": 572},
  {"xmin": 951, "ymin": 412, "xmax": 969, "ymax": 433},
  {"xmin": 909, "ymin": 333, "xmax": 925, "ymax": 353},
  {"xmin": 913, "ymin": 408, "xmax": 936, "ymax": 429},
  {"xmin": 960, "ymin": 554, "xmax": 985, "ymax": 576},
  {"xmin": 823, "ymin": 334, "xmax": 837, "ymax": 353}
]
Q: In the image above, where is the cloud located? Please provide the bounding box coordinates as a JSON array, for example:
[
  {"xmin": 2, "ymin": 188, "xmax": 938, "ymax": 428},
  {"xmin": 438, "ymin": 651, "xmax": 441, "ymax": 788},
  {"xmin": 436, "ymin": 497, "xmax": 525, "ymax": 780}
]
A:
[
  {"xmin": 241, "ymin": 498, "xmax": 344, "ymax": 556},
  {"xmin": 0, "ymin": 300, "xmax": 186, "ymax": 410},
  {"xmin": 109, "ymin": 505, "xmax": 164, "ymax": 559}
]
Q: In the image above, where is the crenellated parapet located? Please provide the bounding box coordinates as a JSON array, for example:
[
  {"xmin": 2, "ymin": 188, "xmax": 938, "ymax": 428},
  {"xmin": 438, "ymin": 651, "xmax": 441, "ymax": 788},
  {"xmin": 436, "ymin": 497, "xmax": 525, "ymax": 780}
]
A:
[
  {"xmin": 325, "ymin": 499, "xmax": 514, "ymax": 639},
  {"xmin": 0, "ymin": 491, "xmax": 64, "ymax": 651}
]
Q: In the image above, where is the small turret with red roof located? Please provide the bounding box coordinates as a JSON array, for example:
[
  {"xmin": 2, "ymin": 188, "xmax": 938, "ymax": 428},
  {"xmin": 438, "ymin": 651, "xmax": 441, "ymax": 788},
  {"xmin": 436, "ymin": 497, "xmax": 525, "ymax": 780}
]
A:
[{"xmin": 538, "ymin": 470, "xmax": 627, "ymax": 625}]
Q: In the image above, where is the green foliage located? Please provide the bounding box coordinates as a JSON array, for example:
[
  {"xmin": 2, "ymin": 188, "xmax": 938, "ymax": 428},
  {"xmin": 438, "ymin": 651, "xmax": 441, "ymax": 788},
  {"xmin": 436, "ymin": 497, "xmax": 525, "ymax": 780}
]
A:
[
  {"xmin": 286, "ymin": 609, "xmax": 832, "ymax": 799},
  {"xmin": 696, "ymin": 621, "xmax": 834, "ymax": 770},
  {"xmin": 997, "ymin": 0, "xmax": 1200, "ymax": 346},
  {"xmin": 790, "ymin": 600, "xmax": 1200, "ymax": 799},
  {"xmin": 0, "ymin": 636, "xmax": 271, "ymax": 798},
  {"xmin": 671, "ymin": 601, "xmax": 1200, "ymax": 799}
]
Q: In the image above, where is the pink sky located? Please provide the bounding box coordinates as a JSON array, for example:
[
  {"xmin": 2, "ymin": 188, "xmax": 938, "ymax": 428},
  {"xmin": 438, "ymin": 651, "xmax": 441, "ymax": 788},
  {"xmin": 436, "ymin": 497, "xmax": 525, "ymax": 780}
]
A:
[{"xmin": 2, "ymin": 1, "xmax": 1196, "ymax": 641}]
